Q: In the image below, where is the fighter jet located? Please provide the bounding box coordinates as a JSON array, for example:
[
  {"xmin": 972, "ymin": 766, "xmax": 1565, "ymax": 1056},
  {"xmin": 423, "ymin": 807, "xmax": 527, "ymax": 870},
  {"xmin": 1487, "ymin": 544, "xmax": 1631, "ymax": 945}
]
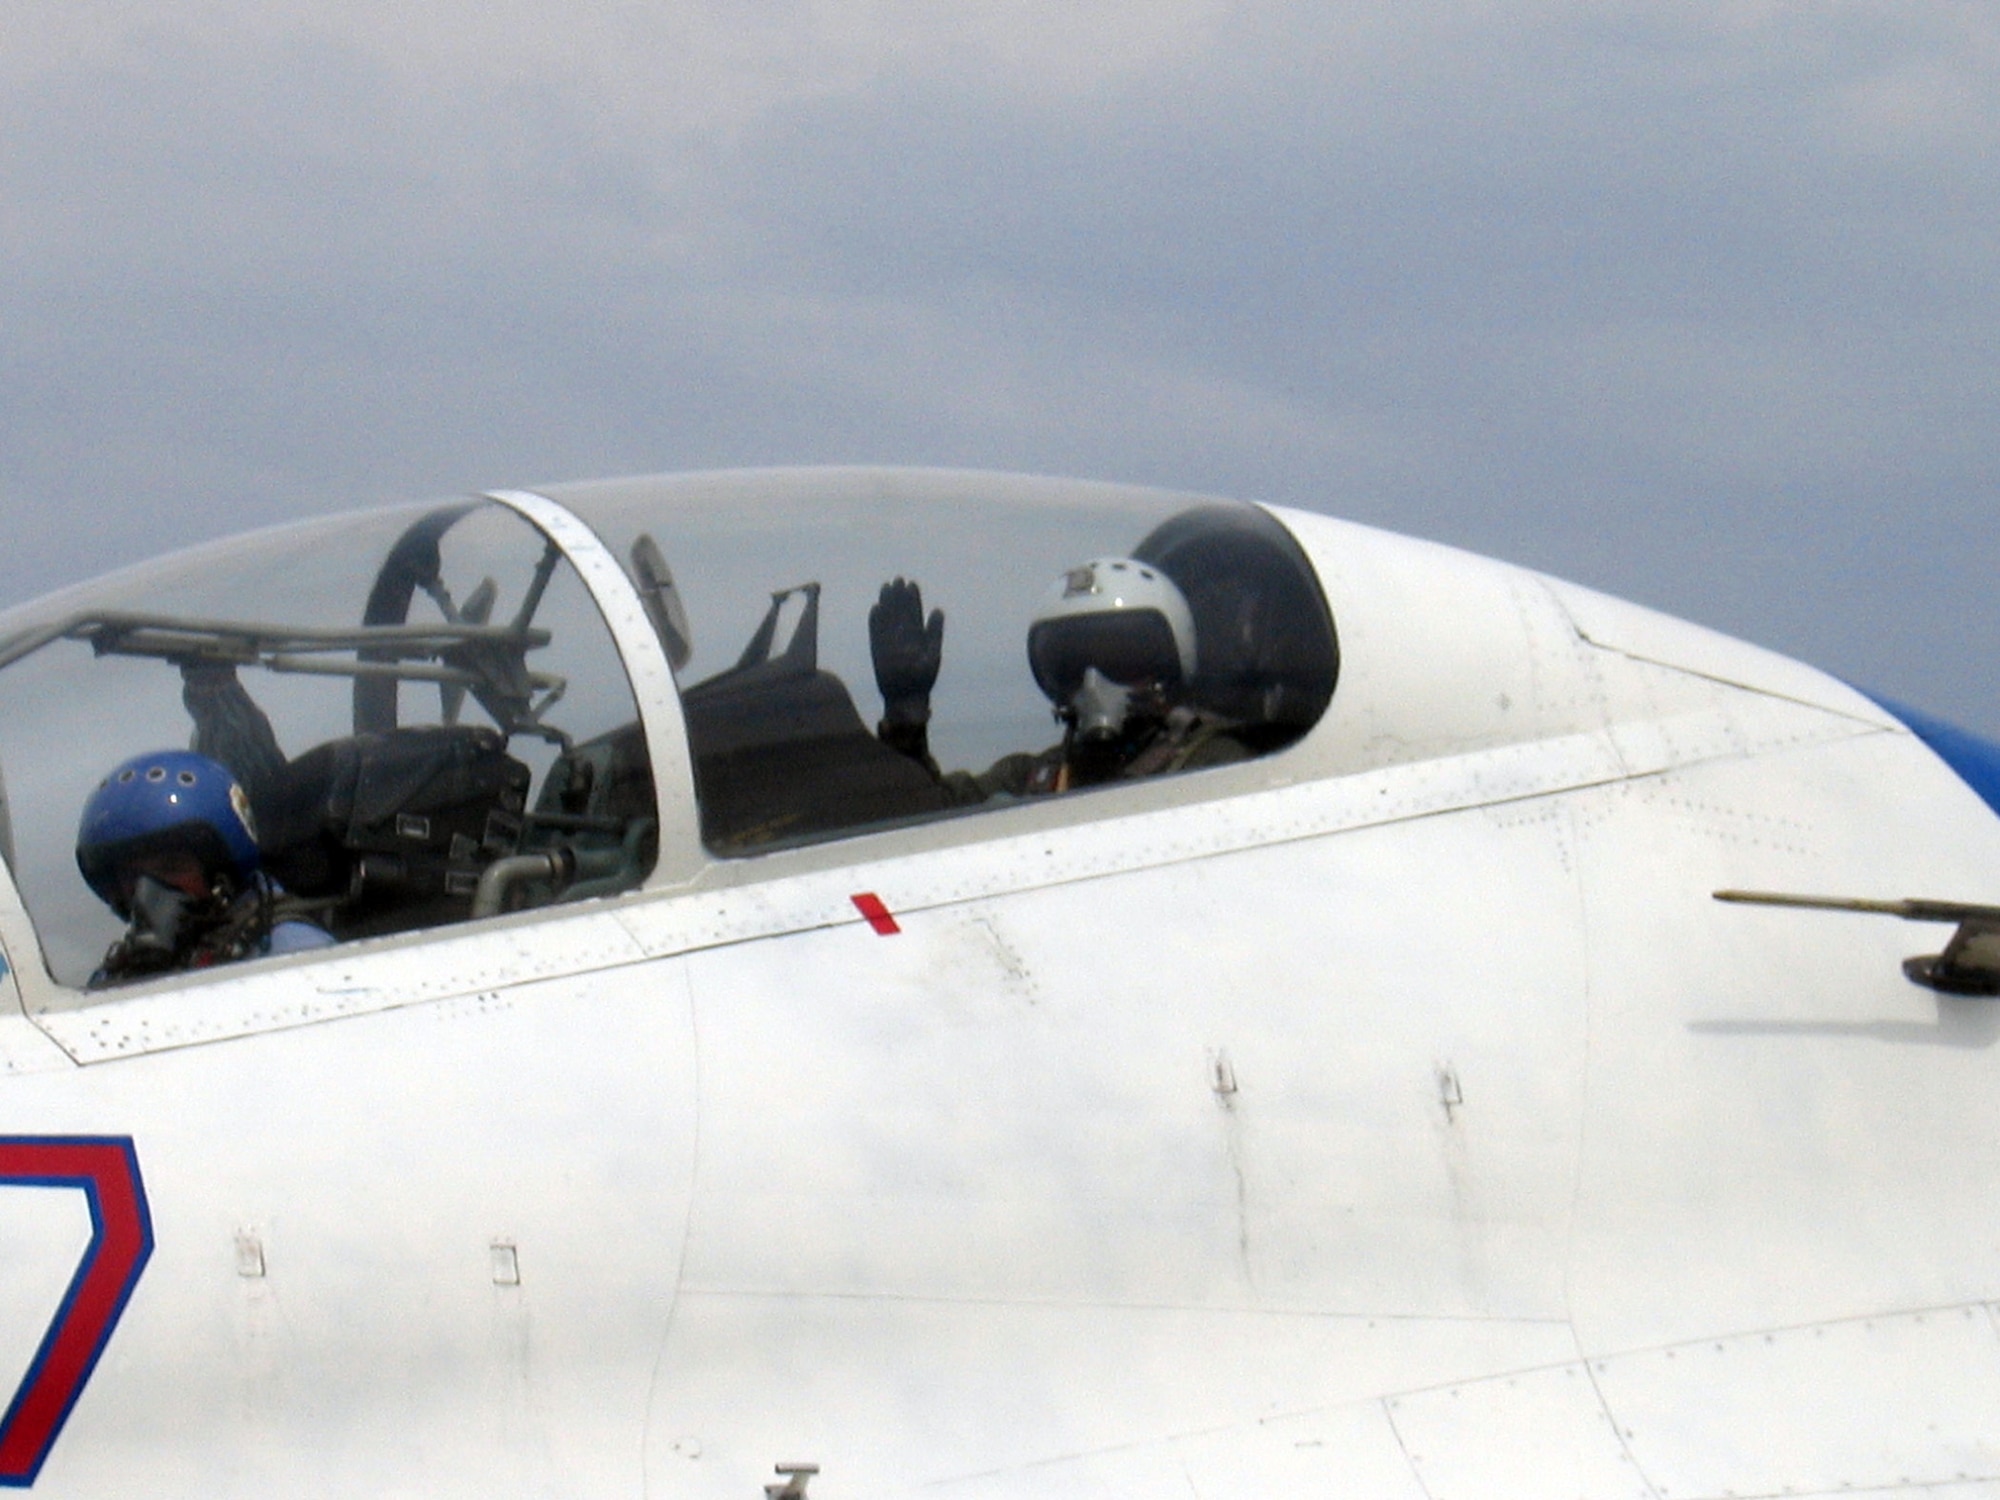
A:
[{"xmin": 0, "ymin": 467, "xmax": 1993, "ymax": 1498}]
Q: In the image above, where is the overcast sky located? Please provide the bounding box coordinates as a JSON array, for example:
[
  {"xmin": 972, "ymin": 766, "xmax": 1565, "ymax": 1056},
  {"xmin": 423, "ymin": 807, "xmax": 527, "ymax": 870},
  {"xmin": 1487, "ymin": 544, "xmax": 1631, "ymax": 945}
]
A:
[{"xmin": 4, "ymin": 1, "xmax": 1996, "ymax": 733}]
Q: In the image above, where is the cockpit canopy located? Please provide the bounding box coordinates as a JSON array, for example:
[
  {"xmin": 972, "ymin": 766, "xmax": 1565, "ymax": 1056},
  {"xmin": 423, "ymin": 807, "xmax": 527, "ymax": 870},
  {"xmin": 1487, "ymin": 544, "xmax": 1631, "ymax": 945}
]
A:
[
  {"xmin": 0, "ymin": 471, "xmax": 1338, "ymax": 989},
  {"xmin": 0, "ymin": 501, "xmax": 647, "ymax": 985}
]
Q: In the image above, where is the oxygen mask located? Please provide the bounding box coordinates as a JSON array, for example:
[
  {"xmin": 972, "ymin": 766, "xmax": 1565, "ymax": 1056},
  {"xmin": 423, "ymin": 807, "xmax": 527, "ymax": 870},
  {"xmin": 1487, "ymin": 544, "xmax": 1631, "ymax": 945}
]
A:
[
  {"xmin": 1068, "ymin": 667, "xmax": 1134, "ymax": 745},
  {"xmin": 115, "ymin": 875, "xmax": 196, "ymax": 976}
]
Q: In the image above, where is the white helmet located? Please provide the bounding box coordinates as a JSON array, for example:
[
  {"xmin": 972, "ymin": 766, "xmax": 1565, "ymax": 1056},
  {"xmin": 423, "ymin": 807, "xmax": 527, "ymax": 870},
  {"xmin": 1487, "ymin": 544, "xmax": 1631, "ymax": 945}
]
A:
[{"xmin": 1027, "ymin": 557, "xmax": 1197, "ymax": 707}]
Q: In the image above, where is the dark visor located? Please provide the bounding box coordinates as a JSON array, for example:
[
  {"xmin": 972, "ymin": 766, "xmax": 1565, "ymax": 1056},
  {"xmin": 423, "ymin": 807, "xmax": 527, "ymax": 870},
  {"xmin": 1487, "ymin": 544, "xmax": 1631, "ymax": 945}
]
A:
[
  {"xmin": 77, "ymin": 824, "xmax": 239, "ymax": 919},
  {"xmin": 1028, "ymin": 611, "xmax": 1183, "ymax": 701}
]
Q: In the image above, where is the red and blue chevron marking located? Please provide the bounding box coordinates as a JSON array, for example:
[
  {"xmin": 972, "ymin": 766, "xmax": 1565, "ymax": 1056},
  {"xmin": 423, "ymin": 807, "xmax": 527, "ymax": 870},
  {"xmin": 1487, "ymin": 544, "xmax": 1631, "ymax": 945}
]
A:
[{"xmin": 0, "ymin": 1138, "xmax": 153, "ymax": 1488}]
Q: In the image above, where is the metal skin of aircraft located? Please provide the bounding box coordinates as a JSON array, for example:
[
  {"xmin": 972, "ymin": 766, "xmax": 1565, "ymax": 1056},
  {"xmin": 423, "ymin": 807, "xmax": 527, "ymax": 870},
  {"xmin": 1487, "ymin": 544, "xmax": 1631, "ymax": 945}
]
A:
[{"xmin": 0, "ymin": 466, "xmax": 1994, "ymax": 1500}]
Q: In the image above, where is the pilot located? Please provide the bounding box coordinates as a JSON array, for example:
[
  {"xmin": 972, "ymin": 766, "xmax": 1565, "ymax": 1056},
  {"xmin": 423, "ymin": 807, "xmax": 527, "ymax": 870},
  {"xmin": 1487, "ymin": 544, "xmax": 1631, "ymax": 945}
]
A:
[
  {"xmin": 871, "ymin": 558, "xmax": 1250, "ymax": 800},
  {"xmin": 76, "ymin": 750, "xmax": 334, "ymax": 989}
]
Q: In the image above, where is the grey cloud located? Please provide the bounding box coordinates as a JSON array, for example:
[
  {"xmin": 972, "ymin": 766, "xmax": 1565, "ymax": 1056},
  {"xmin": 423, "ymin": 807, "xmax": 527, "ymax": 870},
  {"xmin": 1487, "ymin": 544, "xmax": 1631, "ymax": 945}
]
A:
[
  {"xmin": 703, "ymin": 7, "xmax": 2000, "ymax": 720},
  {"xmin": 1, "ymin": 6, "xmax": 1996, "ymax": 735}
]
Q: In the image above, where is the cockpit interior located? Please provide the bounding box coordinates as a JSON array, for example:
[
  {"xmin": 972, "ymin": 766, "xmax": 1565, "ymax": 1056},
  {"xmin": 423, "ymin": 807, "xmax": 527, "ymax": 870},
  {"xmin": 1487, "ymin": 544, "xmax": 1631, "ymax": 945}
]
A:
[{"xmin": 0, "ymin": 472, "xmax": 1339, "ymax": 990}]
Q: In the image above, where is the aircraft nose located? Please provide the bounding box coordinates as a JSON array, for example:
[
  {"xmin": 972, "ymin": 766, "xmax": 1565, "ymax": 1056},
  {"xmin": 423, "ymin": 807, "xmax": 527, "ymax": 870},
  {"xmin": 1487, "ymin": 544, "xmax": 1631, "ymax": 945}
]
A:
[{"xmin": 1874, "ymin": 695, "xmax": 2000, "ymax": 819}]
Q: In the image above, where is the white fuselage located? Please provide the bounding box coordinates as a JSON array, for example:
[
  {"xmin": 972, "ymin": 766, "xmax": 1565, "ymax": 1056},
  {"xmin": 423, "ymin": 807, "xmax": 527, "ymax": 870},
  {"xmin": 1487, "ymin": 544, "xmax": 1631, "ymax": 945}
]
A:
[{"xmin": 0, "ymin": 481, "xmax": 1994, "ymax": 1498}]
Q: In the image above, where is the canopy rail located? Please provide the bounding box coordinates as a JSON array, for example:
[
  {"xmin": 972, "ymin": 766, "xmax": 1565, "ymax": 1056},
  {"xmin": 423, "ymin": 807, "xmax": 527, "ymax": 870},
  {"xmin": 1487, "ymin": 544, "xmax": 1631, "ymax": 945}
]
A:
[{"xmin": 0, "ymin": 610, "xmax": 568, "ymax": 743}]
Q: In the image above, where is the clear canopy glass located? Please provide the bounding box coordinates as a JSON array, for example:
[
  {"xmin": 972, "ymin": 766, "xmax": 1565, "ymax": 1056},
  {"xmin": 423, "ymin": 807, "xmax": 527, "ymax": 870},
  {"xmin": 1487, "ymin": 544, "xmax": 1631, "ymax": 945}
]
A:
[
  {"xmin": 0, "ymin": 470, "xmax": 1338, "ymax": 990},
  {"xmin": 0, "ymin": 501, "xmax": 646, "ymax": 986},
  {"xmin": 546, "ymin": 469, "xmax": 1338, "ymax": 855}
]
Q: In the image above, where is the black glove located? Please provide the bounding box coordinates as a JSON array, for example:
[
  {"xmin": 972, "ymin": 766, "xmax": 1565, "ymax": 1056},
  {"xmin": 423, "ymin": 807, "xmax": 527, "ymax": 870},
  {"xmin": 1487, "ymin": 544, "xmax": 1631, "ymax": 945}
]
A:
[{"xmin": 870, "ymin": 578, "xmax": 944, "ymax": 729}]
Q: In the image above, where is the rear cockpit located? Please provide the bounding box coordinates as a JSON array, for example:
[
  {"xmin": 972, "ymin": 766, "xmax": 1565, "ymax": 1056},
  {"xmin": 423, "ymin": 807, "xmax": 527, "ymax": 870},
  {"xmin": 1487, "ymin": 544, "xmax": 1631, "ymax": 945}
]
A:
[
  {"xmin": 0, "ymin": 501, "xmax": 654, "ymax": 986},
  {"xmin": 0, "ymin": 471, "xmax": 1340, "ymax": 992}
]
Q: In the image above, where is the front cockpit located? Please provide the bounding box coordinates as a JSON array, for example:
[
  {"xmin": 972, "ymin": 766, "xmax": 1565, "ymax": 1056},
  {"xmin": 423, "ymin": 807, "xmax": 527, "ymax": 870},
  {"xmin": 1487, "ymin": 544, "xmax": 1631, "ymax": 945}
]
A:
[
  {"xmin": 549, "ymin": 471, "xmax": 1337, "ymax": 854},
  {"xmin": 0, "ymin": 471, "xmax": 1340, "ymax": 992}
]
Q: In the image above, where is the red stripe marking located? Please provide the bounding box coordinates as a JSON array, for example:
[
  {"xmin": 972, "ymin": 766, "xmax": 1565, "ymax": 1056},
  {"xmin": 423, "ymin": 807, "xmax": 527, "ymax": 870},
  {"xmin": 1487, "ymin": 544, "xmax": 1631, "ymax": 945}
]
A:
[
  {"xmin": 850, "ymin": 892, "xmax": 900, "ymax": 935},
  {"xmin": 0, "ymin": 1139, "xmax": 154, "ymax": 1486}
]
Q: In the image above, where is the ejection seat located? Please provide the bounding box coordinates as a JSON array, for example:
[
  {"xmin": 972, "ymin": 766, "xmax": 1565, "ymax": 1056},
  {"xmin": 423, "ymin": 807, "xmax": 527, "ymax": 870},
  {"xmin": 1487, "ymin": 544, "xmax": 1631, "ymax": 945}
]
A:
[
  {"xmin": 1133, "ymin": 504, "xmax": 1339, "ymax": 754},
  {"xmin": 679, "ymin": 583, "xmax": 952, "ymax": 852},
  {"xmin": 254, "ymin": 726, "xmax": 533, "ymax": 940}
]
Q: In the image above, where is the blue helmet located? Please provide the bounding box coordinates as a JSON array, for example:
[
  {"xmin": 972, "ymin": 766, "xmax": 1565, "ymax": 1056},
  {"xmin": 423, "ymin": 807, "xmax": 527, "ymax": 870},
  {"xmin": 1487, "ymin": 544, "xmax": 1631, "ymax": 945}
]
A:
[{"xmin": 76, "ymin": 751, "xmax": 261, "ymax": 917}]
